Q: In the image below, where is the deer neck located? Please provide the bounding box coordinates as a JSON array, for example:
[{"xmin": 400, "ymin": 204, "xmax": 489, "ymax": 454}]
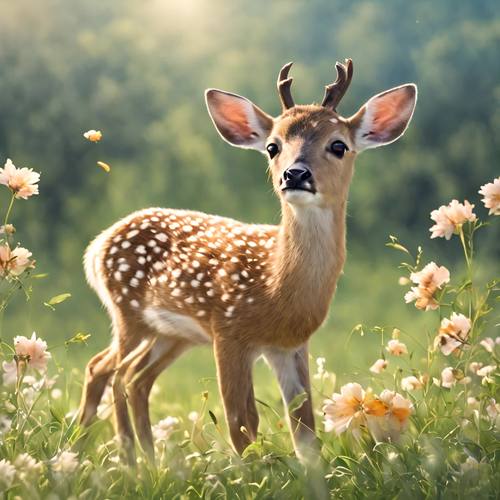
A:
[{"xmin": 270, "ymin": 199, "xmax": 347, "ymax": 316}]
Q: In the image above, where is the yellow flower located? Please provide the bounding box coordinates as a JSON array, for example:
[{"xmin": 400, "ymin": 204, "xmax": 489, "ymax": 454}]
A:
[
  {"xmin": 0, "ymin": 159, "xmax": 40, "ymax": 199},
  {"xmin": 83, "ymin": 129, "xmax": 102, "ymax": 142}
]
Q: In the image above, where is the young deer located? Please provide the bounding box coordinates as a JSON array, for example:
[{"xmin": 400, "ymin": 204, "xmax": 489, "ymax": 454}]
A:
[{"xmin": 79, "ymin": 59, "xmax": 417, "ymax": 462}]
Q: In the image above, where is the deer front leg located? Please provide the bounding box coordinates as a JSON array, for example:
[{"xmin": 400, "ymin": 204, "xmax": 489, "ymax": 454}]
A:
[
  {"xmin": 264, "ymin": 343, "xmax": 317, "ymax": 460},
  {"xmin": 214, "ymin": 338, "xmax": 258, "ymax": 454}
]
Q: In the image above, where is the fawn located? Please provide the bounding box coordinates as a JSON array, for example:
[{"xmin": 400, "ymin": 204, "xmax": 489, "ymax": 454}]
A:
[{"xmin": 79, "ymin": 59, "xmax": 417, "ymax": 462}]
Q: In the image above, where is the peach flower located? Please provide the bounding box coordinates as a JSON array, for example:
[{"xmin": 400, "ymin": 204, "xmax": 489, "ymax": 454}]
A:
[
  {"xmin": 429, "ymin": 199, "xmax": 476, "ymax": 239},
  {"xmin": 83, "ymin": 130, "xmax": 102, "ymax": 142},
  {"xmin": 386, "ymin": 339, "xmax": 408, "ymax": 356},
  {"xmin": 434, "ymin": 312, "xmax": 471, "ymax": 356},
  {"xmin": 480, "ymin": 338, "xmax": 495, "ymax": 353},
  {"xmin": 0, "ymin": 244, "xmax": 35, "ymax": 277},
  {"xmin": 369, "ymin": 358, "xmax": 388, "ymax": 374},
  {"xmin": 401, "ymin": 375, "xmax": 424, "ymax": 391},
  {"xmin": 0, "ymin": 159, "xmax": 40, "ymax": 199},
  {"xmin": 404, "ymin": 262, "xmax": 450, "ymax": 311},
  {"xmin": 478, "ymin": 177, "xmax": 500, "ymax": 216},
  {"xmin": 13, "ymin": 332, "xmax": 51, "ymax": 372}
]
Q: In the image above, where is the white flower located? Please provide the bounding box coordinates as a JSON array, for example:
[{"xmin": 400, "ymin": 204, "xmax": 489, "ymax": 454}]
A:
[
  {"xmin": 2, "ymin": 360, "xmax": 17, "ymax": 386},
  {"xmin": 152, "ymin": 416, "xmax": 179, "ymax": 442},
  {"xmin": 14, "ymin": 453, "xmax": 43, "ymax": 481},
  {"xmin": 83, "ymin": 130, "xmax": 102, "ymax": 142},
  {"xmin": 51, "ymin": 388, "xmax": 63, "ymax": 400},
  {"xmin": 188, "ymin": 411, "xmax": 199, "ymax": 423},
  {"xmin": 441, "ymin": 367, "xmax": 456, "ymax": 388},
  {"xmin": 0, "ymin": 159, "xmax": 40, "ymax": 199},
  {"xmin": 401, "ymin": 375, "xmax": 423, "ymax": 391},
  {"xmin": 469, "ymin": 362, "xmax": 483, "ymax": 375},
  {"xmin": 369, "ymin": 359, "xmax": 388, "ymax": 374},
  {"xmin": 0, "ymin": 244, "xmax": 35, "ymax": 277},
  {"xmin": 478, "ymin": 177, "xmax": 500, "ymax": 216},
  {"xmin": 429, "ymin": 199, "xmax": 476, "ymax": 239},
  {"xmin": 51, "ymin": 450, "xmax": 79, "ymax": 474},
  {"xmin": 0, "ymin": 459, "xmax": 15, "ymax": 489},
  {"xmin": 476, "ymin": 365, "xmax": 496, "ymax": 377},
  {"xmin": 479, "ymin": 337, "xmax": 495, "ymax": 353},
  {"xmin": 386, "ymin": 339, "xmax": 408, "ymax": 356},
  {"xmin": 13, "ymin": 332, "xmax": 51, "ymax": 372},
  {"xmin": 434, "ymin": 313, "xmax": 471, "ymax": 356},
  {"xmin": 404, "ymin": 262, "xmax": 450, "ymax": 311}
]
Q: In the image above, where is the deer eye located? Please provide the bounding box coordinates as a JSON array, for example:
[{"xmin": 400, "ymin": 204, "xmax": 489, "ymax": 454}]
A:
[
  {"xmin": 266, "ymin": 143, "xmax": 279, "ymax": 159},
  {"xmin": 329, "ymin": 140, "xmax": 348, "ymax": 158}
]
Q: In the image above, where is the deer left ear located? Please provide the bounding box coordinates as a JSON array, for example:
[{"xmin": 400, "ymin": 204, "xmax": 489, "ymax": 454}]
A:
[{"xmin": 349, "ymin": 84, "xmax": 417, "ymax": 152}]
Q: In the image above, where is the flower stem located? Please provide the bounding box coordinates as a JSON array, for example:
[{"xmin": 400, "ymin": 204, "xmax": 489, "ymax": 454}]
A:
[{"xmin": 4, "ymin": 191, "xmax": 15, "ymax": 229}]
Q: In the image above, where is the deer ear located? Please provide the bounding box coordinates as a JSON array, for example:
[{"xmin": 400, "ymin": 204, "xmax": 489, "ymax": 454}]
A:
[
  {"xmin": 205, "ymin": 89, "xmax": 274, "ymax": 151},
  {"xmin": 349, "ymin": 84, "xmax": 417, "ymax": 152}
]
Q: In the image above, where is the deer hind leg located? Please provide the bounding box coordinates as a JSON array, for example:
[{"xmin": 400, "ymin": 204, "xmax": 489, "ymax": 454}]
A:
[
  {"xmin": 79, "ymin": 346, "xmax": 117, "ymax": 426},
  {"xmin": 214, "ymin": 338, "xmax": 258, "ymax": 454},
  {"xmin": 264, "ymin": 343, "xmax": 317, "ymax": 461},
  {"xmin": 126, "ymin": 337, "xmax": 192, "ymax": 460}
]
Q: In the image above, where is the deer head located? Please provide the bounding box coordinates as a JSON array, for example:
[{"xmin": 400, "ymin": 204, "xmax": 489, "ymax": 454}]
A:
[{"xmin": 205, "ymin": 59, "xmax": 417, "ymax": 210}]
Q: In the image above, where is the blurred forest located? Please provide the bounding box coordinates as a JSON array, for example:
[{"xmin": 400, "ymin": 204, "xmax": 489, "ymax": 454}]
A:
[{"xmin": 0, "ymin": 0, "xmax": 498, "ymax": 377}]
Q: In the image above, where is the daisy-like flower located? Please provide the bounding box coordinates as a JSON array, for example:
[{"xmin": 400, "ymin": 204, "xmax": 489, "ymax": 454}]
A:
[
  {"xmin": 2, "ymin": 360, "xmax": 17, "ymax": 386},
  {"xmin": 51, "ymin": 451, "xmax": 79, "ymax": 474},
  {"xmin": 478, "ymin": 177, "xmax": 500, "ymax": 216},
  {"xmin": 0, "ymin": 159, "xmax": 40, "ymax": 199},
  {"xmin": 322, "ymin": 383, "xmax": 367, "ymax": 436},
  {"xmin": 14, "ymin": 453, "xmax": 43, "ymax": 481},
  {"xmin": 13, "ymin": 332, "xmax": 51, "ymax": 372},
  {"xmin": 469, "ymin": 362, "xmax": 483, "ymax": 375},
  {"xmin": 401, "ymin": 375, "xmax": 424, "ymax": 391},
  {"xmin": 480, "ymin": 338, "xmax": 495, "ymax": 353},
  {"xmin": 386, "ymin": 339, "xmax": 408, "ymax": 356},
  {"xmin": 429, "ymin": 199, "xmax": 476, "ymax": 239},
  {"xmin": 83, "ymin": 130, "xmax": 102, "ymax": 142},
  {"xmin": 0, "ymin": 244, "xmax": 35, "ymax": 277},
  {"xmin": 152, "ymin": 416, "xmax": 179, "ymax": 442},
  {"xmin": 369, "ymin": 358, "xmax": 388, "ymax": 374},
  {"xmin": 404, "ymin": 262, "xmax": 450, "ymax": 311},
  {"xmin": 0, "ymin": 459, "xmax": 15, "ymax": 489},
  {"xmin": 434, "ymin": 313, "xmax": 471, "ymax": 356}
]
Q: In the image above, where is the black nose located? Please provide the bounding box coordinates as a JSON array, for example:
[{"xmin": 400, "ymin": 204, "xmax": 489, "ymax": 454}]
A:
[{"xmin": 281, "ymin": 164, "xmax": 315, "ymax": 193}]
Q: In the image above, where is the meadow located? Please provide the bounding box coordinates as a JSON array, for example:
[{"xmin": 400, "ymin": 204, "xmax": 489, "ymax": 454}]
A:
[{"xmin": 0, "ymin": 0, "xmax": 499, "ymax": 498}]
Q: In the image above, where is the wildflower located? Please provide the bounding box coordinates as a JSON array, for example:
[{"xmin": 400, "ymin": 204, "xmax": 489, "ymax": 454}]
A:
[
  {"xmin": 51, "ymin": 388, "xmax": 63, "ymax": 400},
  {"xmin": 398, "ymin": 276, "xmax": 410, "ymax": 286},
  {"xmin": 401, "ymin": 375, "xmax": 424, "ymax": 391},
  {"xmin": 322, "ymin": 383, "xmax": 366, "ymax": 436},
  {"xmin": 13, "ymin": 332, "xmax": 51, "ymax": 372},
  {"xmin": 478, "ymin": 177, "xmax": 500, "ymax": 216},
  {"xmin": 0, "ymin": 244, "xmax": 35, "ymax": 277},
  {"xmin": 14, "ymin": 453, "xmax": 43, "ymax": 481},
  {"xmin": 188, "ymin": 411, "xmax": 199, "ymax": 423},
  {"xmin": 479, "ymin": 337, "xmax": 495, "ymax": 353},
  {"xmin": 83, "ymin": 130, "xmax": 102, "ymax": 142},
  {"xmin": 429, "ymin": 199, "xmax": 476, "ymax": 239},
  {"xmin": 386, "ymin": 339, "xmax": 408, "ymax": 356},
  {"xmin": 440, "ymin": 367, "xmax": 456, "ymax": 388},
  {"xmin": 404, "ymin": 262, "xmax": 450, "ymax": 311},
  {"xmin": 0, "ymin": 224, "xmax": 15, "ymax": 235},
  {"xmin": 469, "ymin": 362, "xmax": 483, "ymax": 375},
  {"xmin": 2, "ymin": 360, "xmax": 17, "ymax": 386},
  {"xmin": 369, "ymin": 358, "xmax": 388, "ymax": 374},
  {"xmin": 466, "ymin": 396, "xmax": 480, "ymax": 411},
  {"xmin": 0, "ymin": 159, "xmax": 40, "ymax": 199},
  {"xmin": 476, "ymin": 365, "xmax": 496, "ymax": 378},
  {"xmin": 486, "ymin": 399, "xmax": 500, "ymax": 427},
  {"xmin": 51, "ymin": 451, "xmax": 79, "ymax": 474},
  {"xmin": 0, "ymin": 459, "xmax": 15, "ymax": 489},
  {"xmin": 435, "ymin": 313, "xmax": 471, "ymax": 355},
  {"xmin": 152, "ymin": 416, "xmax": 179, "ymax": 442}
]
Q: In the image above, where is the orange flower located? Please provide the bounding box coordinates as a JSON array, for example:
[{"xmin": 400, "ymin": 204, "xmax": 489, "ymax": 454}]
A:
[
  {"xmin": 83, "ymin": 130, "xmax": 102, "ymax": 142},
  {"xmin": 434, "ymin": 312, "xmax": 471, "ymax": 355}
]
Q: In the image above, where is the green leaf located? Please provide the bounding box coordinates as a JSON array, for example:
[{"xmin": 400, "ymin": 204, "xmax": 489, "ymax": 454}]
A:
[
  {"xmin": 32, "ymin": 273, "xmax": 48, "ymax": 279},
  {"xmin": 65, "ymin": 332, "xmax": 91, "ymax": 346},
  {"xmin": 44, "ymin": 293, "xmax": 71, "ymax": 310},
  {"xmin": 208, "ymin": 410, "xmax": 218, "ymax": 426},
  {"xmin": 287, "ymin": 392, "xmax": 308, "ymax": 413}
]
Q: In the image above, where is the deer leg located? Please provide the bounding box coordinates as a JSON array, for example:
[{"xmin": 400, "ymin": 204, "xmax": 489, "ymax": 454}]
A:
[
  {"xmin": 264, "ymin": 343, "xmax": 317, "ymax": 460},
  {"xmin": 214, "ymin": 338, "xmax": 257, "ymax": 454},
  {"xmin": 126, "ymin": 337, "xmax": 191, "ymax": 460},
  {"xmin": 79, "ymin": 346, "xmax": 117, "ymax": 426}
]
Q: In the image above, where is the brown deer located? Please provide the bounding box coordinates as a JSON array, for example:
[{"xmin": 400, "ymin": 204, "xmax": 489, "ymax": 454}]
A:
[{"xmin": 79, "ymin": 59, "xmax": 417, "ymax": 462}]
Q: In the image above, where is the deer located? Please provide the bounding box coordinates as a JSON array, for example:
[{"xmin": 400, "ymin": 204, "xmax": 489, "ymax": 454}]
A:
[{"xmin": 78, "ymin": 58, "xmax": 417, "ymax": 463}]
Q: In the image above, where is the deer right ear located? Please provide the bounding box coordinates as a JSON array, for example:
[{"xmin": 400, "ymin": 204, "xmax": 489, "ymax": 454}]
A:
[{"xmin": 205, "ymin": 89, "xmax": 274, "ymax": 151}]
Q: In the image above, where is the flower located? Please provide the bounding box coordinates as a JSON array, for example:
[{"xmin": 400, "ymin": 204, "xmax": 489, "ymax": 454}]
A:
[
  {"xmin": 51, "ymin": 451, "xmax": 79, "ymax": 474},
  {"xmin": 83, "ymin": 130, "xmax": 102, "ymax": 142},
  {"xmin": 404, "ymin": 262, "xmax": 450, "ymax": 311},
  {"xmin": 434, "ymin": 313, "xmax": 471, "ymax": 355},
  {"xmin": 14, "ymin": 453, "xmax": 43, "ymax": 481},
  {"xmin": 440, "ymin": 367, "xmax": 456, "ymax": 388},
  {"xmin": 486, "ymin": 399, "xmax": 500, "ymax": 427},
  {"xmin": 13, "ymin": 332, "xmax": 51, "ymax": 372},
  {"xmin": 478, "ymin": 177, "xmax": 500, "ymax": 216},
  {"xmin": 469, "ymin": 362, "xmax": 483, "ymax": 375},
  {"xmin": 476, "ymin": 365, "xmax": 496, "ymax": 377},
  {"xmin": 401, "ymin": 375, "xmax": 424, "ymax": 391},
  {"xmin": 188, "ymin": 411, "xmax": 199, "ymax": 423},
  {"xmin": 152, "ymin": 416, "xmax": 179, "ymax": 442},
  {"xmin": 322, "ymin": 383, "xmax": 366, "ymax": 436},
  {"xmin": 0, "ymin": 224, "xmax": 15, "ymax": 235},
  {"xmin": 0, "ymin": 459, "xmax": 15, "ymax": 489},
  {"xmin": 2, "ymin": 360, "xmax": 17, "ymax": 386},
  {"xmin": 429, "ymin": 199, "xmax": 476, "ymax": 239},
  {"xmin": 0, "ymin": 244, "xmax": 35, "ymax": 277},
  {"xmin": 386, "ymin": 339, "xmax": 408, "ymax": 356},
  {"xmin": 369, "ymin": 358, "xmax": 388, "ymax": 374},
  {"xmin": 480, "ymin": 338, "xmax": 495, "ymax": 353},
  {"xmin": 0, "ymin": 159, "xmax": 40, "ymax": 199}
]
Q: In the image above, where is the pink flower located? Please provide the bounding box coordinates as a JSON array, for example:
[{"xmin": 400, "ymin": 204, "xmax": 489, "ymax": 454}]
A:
[
  {"xmin": 480, "ymin": 338, "xmax": 495, "ymax": 353},
  {"xmin": 0, "ymin": 159, "xmax": 40, "ymax": 199},
  {"xmin": 386, "ymin": 339, "xmax": 408, "ymax": 356},
  {"xmin": 404, "ymin": 262, "xmax": 450, "ymax": 311},
  {"xmin": 429, "ymin": 199, "xmax": 476, "ymax": 239},
  {"xmin": 13, "ymin": 332, "xmax": 51, "ymax": 372},
  {"xmin": 440, "ymin": 367, "xmax": 456, "ymax": 388},
  {"xmin": 369, "ymin": 359, "xmax": 388, "ymax": 374},
  {"xmin": 401, "ymin": 375, "xmax": 424, "ymax": 391},
  {"xmin": 434, "ymin": 313, "xmax": 471, "ymax": 355},
  {"xmin": 478, "ymin": 177, "xmax": 500, "ymax": 216},
  {"xmin": 0, "ymin": 244, "xmax": 35, "ymax": 277}
]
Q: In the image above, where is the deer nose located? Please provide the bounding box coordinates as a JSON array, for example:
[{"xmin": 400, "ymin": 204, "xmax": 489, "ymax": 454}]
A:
[{"xmin": 281, "ymin": 164, "xmax": 315, "ymax": 193}]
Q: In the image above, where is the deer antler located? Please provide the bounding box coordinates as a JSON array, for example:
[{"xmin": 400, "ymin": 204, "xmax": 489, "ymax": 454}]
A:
[
  {"xmin": 321, "ymin": 59, "xmax": 353, "ymax": 111},
  {"xmin": 277, "ymin": 62, "xmax": 295, "ymax": 112}
]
